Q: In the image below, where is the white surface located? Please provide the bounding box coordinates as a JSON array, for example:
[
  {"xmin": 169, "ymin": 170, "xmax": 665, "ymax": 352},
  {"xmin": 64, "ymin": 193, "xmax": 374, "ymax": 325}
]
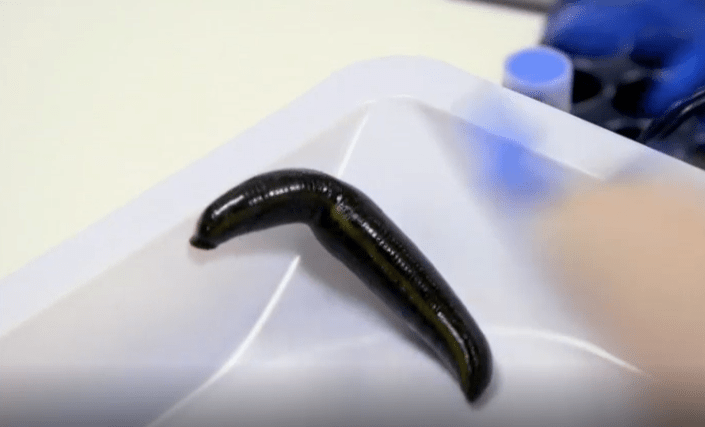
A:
[
  {"xmin": 0, "ymin": 0, "xmax": 544, "ymax": 280},
  {"xmin": 5, "ymin": 55, "xmax": 705, "ymax": 426}
]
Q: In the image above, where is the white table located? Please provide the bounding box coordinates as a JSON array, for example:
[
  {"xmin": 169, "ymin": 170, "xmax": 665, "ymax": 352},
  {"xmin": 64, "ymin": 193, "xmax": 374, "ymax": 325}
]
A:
[{"xmin": 0, "ymin": 1, "xmax": 544, "ymax": 280}]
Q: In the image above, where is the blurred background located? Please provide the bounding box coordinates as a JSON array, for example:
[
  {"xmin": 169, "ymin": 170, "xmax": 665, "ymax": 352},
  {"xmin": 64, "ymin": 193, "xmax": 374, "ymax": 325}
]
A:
[{"xmin": 0, "ymin": 1, "xmax": 545, "ymax": 280}]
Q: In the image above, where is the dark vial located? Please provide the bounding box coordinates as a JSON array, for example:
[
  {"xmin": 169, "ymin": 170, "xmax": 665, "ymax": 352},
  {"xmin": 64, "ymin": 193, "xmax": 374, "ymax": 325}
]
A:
[
  {"xmin": 572, "ymin": 69, "xmax": 603, "ymax": 103},
  {"xmin": 612, "ymin": 75, "xmax": 656, "ymax": 118}
]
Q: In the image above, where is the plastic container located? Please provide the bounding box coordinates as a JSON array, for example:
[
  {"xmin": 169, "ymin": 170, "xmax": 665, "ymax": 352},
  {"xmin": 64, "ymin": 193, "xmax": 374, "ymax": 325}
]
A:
[{"xmin": 3, "ymin": 56, "xmax": 705, "ymax": 427}]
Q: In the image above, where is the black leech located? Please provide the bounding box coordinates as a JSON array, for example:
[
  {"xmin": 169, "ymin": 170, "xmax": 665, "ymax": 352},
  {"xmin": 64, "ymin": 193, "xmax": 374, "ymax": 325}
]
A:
[{"xmin": 190, "ymin": 168, "xmax": 493, "ymax": 402}]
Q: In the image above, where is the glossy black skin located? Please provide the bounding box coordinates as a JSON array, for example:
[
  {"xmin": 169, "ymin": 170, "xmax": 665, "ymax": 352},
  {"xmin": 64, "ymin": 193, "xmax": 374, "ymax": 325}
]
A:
[{"xmin": 190, "ymin": 169, "xmax": 492, "ymax": 402}]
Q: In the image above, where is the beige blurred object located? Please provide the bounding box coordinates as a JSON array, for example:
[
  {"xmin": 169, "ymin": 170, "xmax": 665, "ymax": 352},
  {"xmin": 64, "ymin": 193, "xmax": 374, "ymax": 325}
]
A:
[{"xmin": 533, "ymin": 181, "xmax": 705, "ymax": 422}]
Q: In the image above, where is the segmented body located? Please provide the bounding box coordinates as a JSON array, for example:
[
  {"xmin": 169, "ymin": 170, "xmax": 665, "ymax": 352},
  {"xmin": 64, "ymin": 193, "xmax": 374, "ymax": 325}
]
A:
[{"xmin": 190, "ymin": 169, "xmax": 492, "ymax": 402}]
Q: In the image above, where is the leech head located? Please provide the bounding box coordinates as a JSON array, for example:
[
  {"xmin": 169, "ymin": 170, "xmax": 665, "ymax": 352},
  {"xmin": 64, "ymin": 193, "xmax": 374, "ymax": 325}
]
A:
[
  {"xmin": 190, "ymin": 192, "xmax": 257, "ymax": 250},
  {"xmin": 189, "ymin": 209, "xmax": 230, "ymax": 251},
  {"xmin": 189, "ymin": 171, "xmax": 324, "ymax": 251},
  {"xmin": 189, "ymin": 234, "xmax": 217, "ymax": 250}
]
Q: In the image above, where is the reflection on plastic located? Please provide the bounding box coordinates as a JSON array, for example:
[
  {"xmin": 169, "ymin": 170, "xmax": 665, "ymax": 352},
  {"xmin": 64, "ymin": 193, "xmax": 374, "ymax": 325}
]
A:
[{"xmin": 454, "ymin": 90, "xmax": 567, "ymax": 221}]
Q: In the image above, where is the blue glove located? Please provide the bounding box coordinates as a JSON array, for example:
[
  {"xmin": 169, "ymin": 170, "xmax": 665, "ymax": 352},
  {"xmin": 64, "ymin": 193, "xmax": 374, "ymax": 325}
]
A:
[{"xmin": 543, "ymin": 0, "xmax": 705, "ymax": 116}]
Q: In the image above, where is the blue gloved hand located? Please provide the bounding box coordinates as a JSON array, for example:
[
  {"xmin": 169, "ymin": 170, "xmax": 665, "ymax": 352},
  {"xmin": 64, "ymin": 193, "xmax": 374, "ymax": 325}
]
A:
[{"xmin": 543, "ymin": 0, "xmax": 705, "ymax": 116}]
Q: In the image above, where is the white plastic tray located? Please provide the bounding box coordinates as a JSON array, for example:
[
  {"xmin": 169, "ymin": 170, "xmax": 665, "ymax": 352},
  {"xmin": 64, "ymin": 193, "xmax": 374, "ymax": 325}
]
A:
[{"xmin": 2, "ymin": 56, "xmax": 705, "ymax": 427}]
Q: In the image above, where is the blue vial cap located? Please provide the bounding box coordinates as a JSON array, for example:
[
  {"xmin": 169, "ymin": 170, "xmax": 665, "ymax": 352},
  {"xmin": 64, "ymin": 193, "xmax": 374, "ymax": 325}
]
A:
[{"xmin": 503, "ymin": 46, "xmax": 574, "ymax": 111}]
